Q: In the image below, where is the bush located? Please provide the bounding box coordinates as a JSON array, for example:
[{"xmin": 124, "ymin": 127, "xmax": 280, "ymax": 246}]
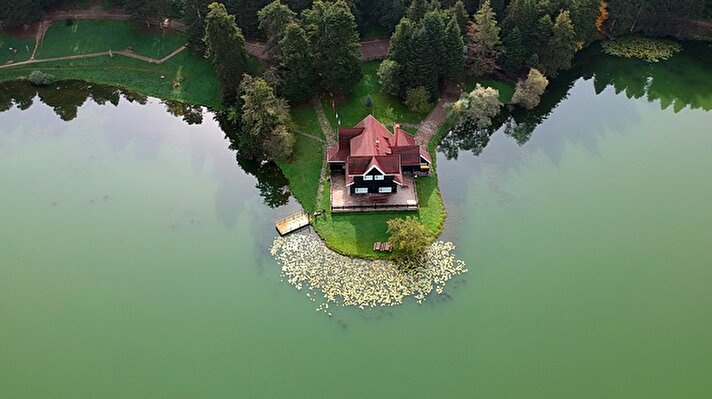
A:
[
  {"xmin": 404, "ymin": 86, "xmax": 432, "ymax": 113},
  {"xmin": 511, "ymin": 68, "xmax": 549, "ymax": 110},
  {"xmin": 28, "ymin": 70, "xmax": 57, "ymax": 86},
  {"xmin": 602, "ymin": 36, "xmax": 682, "ymax": 63},
  {"xmin": 377, "ymin": 59, "xmax": 401, "ymax": 97}
]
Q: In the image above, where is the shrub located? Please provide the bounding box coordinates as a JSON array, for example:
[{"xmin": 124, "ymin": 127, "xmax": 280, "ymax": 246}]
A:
[
  {"xmin": 404, "ymin": 86, "xmax": 432, "ymax": 113},
  {"xmin": 511, "ymin": 68, "xmax": 549, "ymax": 110},
  {"xmin": 602, "ymin": 36, "xmax": 682, "ymax": 63},
  {"xmin": 28, "ymin": 70, "xmax": 57, "ymax": 86}
]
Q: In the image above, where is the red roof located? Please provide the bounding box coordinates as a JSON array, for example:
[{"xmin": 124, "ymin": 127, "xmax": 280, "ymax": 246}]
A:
[{"xmin": 326, "ymin": 115, "xmax": 431, "ymax": 177}]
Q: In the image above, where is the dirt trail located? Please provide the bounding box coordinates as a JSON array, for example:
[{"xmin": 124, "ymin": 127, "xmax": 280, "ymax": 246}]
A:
[
  {"xmin": 414, "ymin": 82, "xmax": 462, "ymax": 147},
  {"xmin": 0, "ymin": 46, "xmax": 187, "ymax": 70}
]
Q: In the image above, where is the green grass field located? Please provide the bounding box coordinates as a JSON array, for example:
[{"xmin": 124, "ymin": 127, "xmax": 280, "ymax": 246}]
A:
[
  {"xmin": 0, "ymin": 51, "xmax": 223, "ymax": 107},
  {"xmin": 278, "ymin": 104, "xmax": 325, "ymax": 214},
  {"xmin": 37, "ymin": 20, "xmax": 186, "ymax": 59},
  {"xmin": 465, "ymin": 76, "xmax": 516, "ymax": 103},
  {"xmin": 0, "ymin": 32, "xmax": 35, "ymax": 64},
  {"xmin": 321, "ymin": 61, "xmax": 431, "ymax": 129}
]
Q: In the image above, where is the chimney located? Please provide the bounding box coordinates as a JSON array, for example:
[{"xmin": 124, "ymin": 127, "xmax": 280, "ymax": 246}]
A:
[{"xmin": 394, "ymin": 123, "xmax": 401, "ymax": 147}]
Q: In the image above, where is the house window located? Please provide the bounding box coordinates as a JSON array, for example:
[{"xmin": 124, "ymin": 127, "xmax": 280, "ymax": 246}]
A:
[
  {"xmin": 378, "ymin": 187, "xmax": 392, "ymax": 194},
  {"xmin": 374, "ymin": 175, "xmax": 385, "ymax": 181},
  {"xmin": 355, "ymin": 187, "xmax": 368, "ymax": 194},
  {"xmin": 363, "ymin": 175, "xmax": 374, "ymax": 181}
]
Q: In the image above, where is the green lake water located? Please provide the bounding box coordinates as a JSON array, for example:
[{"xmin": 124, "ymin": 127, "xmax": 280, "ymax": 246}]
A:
[{"xmin": 1, "ymin": 44, "xmax": 711, "ymax": 398}]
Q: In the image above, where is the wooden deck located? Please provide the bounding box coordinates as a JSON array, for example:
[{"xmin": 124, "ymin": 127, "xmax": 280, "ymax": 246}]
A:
[{"xmin": 275, "ymin": 211, "xmax": 310, "ymax": 236}]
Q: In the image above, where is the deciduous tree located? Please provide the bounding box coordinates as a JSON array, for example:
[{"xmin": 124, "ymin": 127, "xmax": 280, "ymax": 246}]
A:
[
  {"xmin": 450, "ymin": 83, "xmax": 502, "ymax": 127},
  {"xmin": 387, "ymin": 216, "xmax": 433, "ymax": 260},
  {"xmin": 511, "ymin": 68, "xmax": 549, "ymax": 109}
]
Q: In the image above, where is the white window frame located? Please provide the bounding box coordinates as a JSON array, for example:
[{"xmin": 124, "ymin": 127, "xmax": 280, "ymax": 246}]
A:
[
  {"xmin": 363, "ymin": 175, "xmax": 374, "ymax": 181},
  {"xmin": 355, "ymin": 187, "xmax": 368, "ymax": 194},
  {"xmin": 374, "ymin": 175, "xmax": 385, "ymax": 181},
  {"xmin": 378, "ymin": 186, "xmax": 392, "ymax": 194}
]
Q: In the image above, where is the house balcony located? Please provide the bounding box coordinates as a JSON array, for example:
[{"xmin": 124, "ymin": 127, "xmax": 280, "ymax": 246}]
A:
[{"xmin": 330, "ymin": 172, "xmax": 419, "ymax": 213}]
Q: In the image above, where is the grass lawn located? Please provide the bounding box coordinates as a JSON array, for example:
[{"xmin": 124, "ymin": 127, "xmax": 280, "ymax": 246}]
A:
[
  {"xmin": 465, "ymin": 76, "xmax": 516, "ymax": 103},
  {"xmin": 0, "ymin": 51, "xmax": 222, "ymax": 107},
  {"xmin": 0, "ymin": 32, "xmax": 35, "ymax": 64},
  {"xmin": 37, "ymin": 20, "xmax": 186, "ymax": 59},
  {"xmin": 277, "ymin": 104, "xmax": 325, "ymax": 214},
  {"xmin": 321, "ymin": 61, "xmax": 430, "ymax": 129}
]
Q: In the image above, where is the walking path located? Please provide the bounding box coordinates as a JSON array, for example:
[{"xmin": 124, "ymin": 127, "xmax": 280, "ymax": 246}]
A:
[
  {"xmin": 414, "ymin": 83, "xmax": 462, "ymax": 147},
  {"xmin": 0, "ymin": 46, "xmax": 187, "ymax": 70}
]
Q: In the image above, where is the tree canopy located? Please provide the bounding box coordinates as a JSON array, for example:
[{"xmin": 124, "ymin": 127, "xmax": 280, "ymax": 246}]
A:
[{"xmin": 204, "ymin": 2, "xmax": 250, "ymax": 103}]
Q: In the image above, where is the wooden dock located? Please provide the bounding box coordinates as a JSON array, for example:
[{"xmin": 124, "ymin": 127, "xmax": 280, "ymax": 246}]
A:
[{"xmin": 275, "ymin": 211, "xmax": 310, "ymax": 236}]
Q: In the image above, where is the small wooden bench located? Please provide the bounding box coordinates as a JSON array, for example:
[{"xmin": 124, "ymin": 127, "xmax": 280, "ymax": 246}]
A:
[{"xmin": 373, "ymin": 242, "xmax": 392, "ymax": 252}]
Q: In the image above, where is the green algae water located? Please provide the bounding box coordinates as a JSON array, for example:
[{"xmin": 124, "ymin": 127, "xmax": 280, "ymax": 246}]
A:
[{"xmin": 1, "ymin": 43, "xmax": 711, "ymax": 398}]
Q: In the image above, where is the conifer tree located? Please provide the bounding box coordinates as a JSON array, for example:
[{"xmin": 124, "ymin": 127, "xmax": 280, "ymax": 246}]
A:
[
  {"xmin": 304, "ymin": 0, "xmax": 362, "ymax": 93},
  {"xmin": 204, "ymin": 2, "xmax": 250, "ymax": 103},
  {"xmin": 258, "ymin": 0, "xmax": 297, "ymax": 61},
  {"xmin": 500, "ymin": 26, "xmax": 526, "ymax": 76},
  {"xmin": 443, "ymin": 17, "xmax": 465, "ymax": 79},
  {"xmin": 422, "ymin": 10, "xmax": 448, "ymax": 82},
  {"xmin": 466, "ymin": 0, "xmax": 502, "ymax": 76},
  {"xmin": 279, "ymin": 23, "xmax": 316, "ymax": 102},
  {"xmin": 409, "ymin": 26, "xmax": 439, "ymax": 98},
  {"xmin": 540, "ymin": 10, "xmax": 578, "ymax": 76},
  {"xmin": 449, "ymin": 0, "xmax": 470, "ymax": 34},
  {"xmin": 183, "ymin": 0, "xmax": 211, "ymax": 53},
  {"xmin": 407, "ymin": 0, "xmax": 429, "ymax": 22}
]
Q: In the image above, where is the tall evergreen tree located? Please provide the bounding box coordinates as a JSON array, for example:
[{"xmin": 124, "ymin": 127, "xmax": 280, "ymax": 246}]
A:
[
  {"xmin": 422, "ymin": 10, "xmax": 448, "ymax": 82},
  {"xmin": 408, "ymin": 26, "xmax": 439, "ymax": 99},
  {"xmin": 258, "ymin": 0, "xmax": 297, "ymax": 61},
  {"xmin": 443, "ymin": 17, "xmax": 466, "ymax": 79},
  {"xmin": 407, "ymin": 0, "xmax": 430, "ymax": 22},
  {"xmin": 279, "ymin": 23, "xmax": 316, "ymax": 102},
  {"xmin": 183, "ymin": 0, "xmax": 211, "ymax": 53},
  {"xmin": 304, "ymin": 0, "xmax": 362, "ymax": 93},
  {"xmin": 449, "ymin": 0, "xmax": 470, "ymax": 34},
  {"xmin": 227, "ymin": 0, "xmax": 272, "ymax": 38},
  {"xmin": 466, "ymin": 0, "xmax": 502, "ymax": 76},
  {"xmin": 204, "ymin": 2, "xmax": 250, "ymax": 103},
  {"xmin": 500, "ymin": 26, "xmax": 526, "ymax": 76},
  {"xmin": 540, "ymin": 10, "xmax": 578, "ymax": 76}
]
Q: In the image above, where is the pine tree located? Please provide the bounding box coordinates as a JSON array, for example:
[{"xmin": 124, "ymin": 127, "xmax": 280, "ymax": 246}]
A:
[
  {"xmin": 449, "ymin": 0, "xmax": 470, "ymax": 34},
  {"xmin": 258, "ymin": 0, "xmax": 297, "ymax": 61},
  {"xmin": 466, "ymin": 0, "xmax": 502, "ymax": 76},
  {"xmin": 540, "ymin": 10, "xmax": 578, "ymax": 76},
  {"xmin": 500, "ymin": 26, "xmax": 526, "ymax": 76},
  {"xmin": 183, "ymin": 0, "xmax": 211, "ymax": 53},
  {"xmin": 569, "ymin": 0, "xmax": 601, "ymax": 44},
  {"xmin": 204, "ymin": 2, "xmax": 250, "ymax": 103},
  {"xmin": 227, "ymin": 0, "xmax": 272, "ymax": 38},
  {"xmin": 504, "ymin": 0, "xmax": 539, "ymax": 51},
  {"xmin": 279, "ymin": 23, "xmax": 316, "ymax": 102},
  {"xmin": 443, "ymin": 17, "xmax": 465, "ymax": 79},
  {"xmin": 407, "ymin": 0, "xmax": 429, "ymax": 22},
  {"xmin": 422, "ymin": 10, "xmax": 448, "ymax": 81},
  {"xmin": 408, "ymin": 26, "xmax": 439, "ymax": 98},
  {"xmin": 304, "ymin": 0, "xmax": 362, "ymax": 93}
]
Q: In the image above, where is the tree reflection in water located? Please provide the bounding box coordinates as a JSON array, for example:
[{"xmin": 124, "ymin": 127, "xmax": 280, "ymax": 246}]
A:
[
  {"xmin": 439, "ymin": 41, "xmax": 712, "ymax": 160},
  {"xmin": 0, "ymin": 80, "xmax": 292, "ymax": 209}
]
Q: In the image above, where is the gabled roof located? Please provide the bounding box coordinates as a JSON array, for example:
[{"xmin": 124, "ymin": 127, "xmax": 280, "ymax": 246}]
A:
[{"xmin": 327, "ymin": 115, "xmax": 429, "ymax": 179}]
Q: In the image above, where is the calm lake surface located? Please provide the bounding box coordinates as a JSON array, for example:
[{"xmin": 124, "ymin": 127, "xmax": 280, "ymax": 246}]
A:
[{"xmin": 1, "ymin": 44, "xmax": 711, "ymax": 398}]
